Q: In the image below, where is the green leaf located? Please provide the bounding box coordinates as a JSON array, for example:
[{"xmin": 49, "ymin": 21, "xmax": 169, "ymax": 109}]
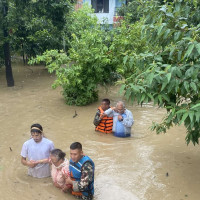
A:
[
  {"xmin": 190, "ymin": 82, "xmax": 197, "ymax": 92},
  {"xmin": 157, "ymin": 25, "xmax": 164, "ymax": 36},
  {"xmin": 195, "ymin": 43, "xmax": 200, "ymax": 55},
  {"xmin": 123, "ymin": 55, "xmax": 128, "ymax": 65},
  {"xmin": 183, "ymin": 37, "xmax": 192, "ymax": 41},
  {"xmin": 125, "ymin": 88, "xmax": 131, "ymax": 99},
  {"xmin": 174, "ymin": 31, "xmax": 181, "ymax": 41},
  {"xmin": 166, "ymin": 73, "xmax": 171, "ymax": 83},
  {"xmin": 175, "ymin": 68, "xmax": 182, "ymax": 77},
  {"xmin": 166, "ymin": 13, "xmax": 174, "ymax": 18},
  {"xmin": 184, "ymin": 44, "xmax": 195, "ymax": 58},
  {"xmin": 129, "ymin": 57, "xmax": 134, "ymax": 68},
  {"xmin": 162, "ymin": 93, "xmax": 170, "ymax": 102},
  {"xmin": 119, "ymin": 84, "xmax": 126, "ymax": 95},
  {"xmin": 195, "ymin": 112, "xmax": 200, "ymax": 123},
  {"xmin": 147, "ymin": 93, "xmax": 154, "ymax": 101},
  {"xmin": 154, "ymin": 96, "xmax": 158, "ymax": 105},
  {"xmin": 176, "ymin": 109, "xmax": 187, "ymax": 114},
  {"xmin": 161, "ymin": 79, "xmax": 168, "ymax": 91},
  {"xmin": 158, "ymin": 95, "xmax": 163, "ymax": 105},
  {"xmin": 181, "ymin": 24, "xmax": 188, "ymax": 29},
  {"xmin": 130, "ymin": 85, "xmax": 140, "ymax": 92},
  {"xmin": 160, "ymin": 6, "xmax": 167, "ymax": 13},
  {"xmin": 180, "ymin": 112, "xmax": 189, "ymax": 125},
  {"xmin": 189, "ymin": 111, "xmax": 194, "ymax": 122},
  {"xmin": 140, "ymin": 93, "xmax": 146, "ymax": 103},
  {"xmin": 191, "ymin": 103, "xmax": 200, "ymax": 110},
  {"xmin": 166, "ymin": 112, "xmax": 173, "ymax": 123},
  {"xmin": 147, "ymin": 73, "xmax": 154, "ymax": 85},
  {"xmin": 163, "ymin": 29, "xmax": 171, "ymax": 39},
  {"xmin": 184, "ymin": 81, "xmax": 189, "ymax": 92},
  {"xmin": 177, "ymin": 50, "xmax": 182, "ymax": 61},
  {"xmin": 154, "ymin": 55, "xmax": 163, "ymax": 62},
  {"xmin": 169, "ymin": 47, "xmax": 175, "ymax": 58}
]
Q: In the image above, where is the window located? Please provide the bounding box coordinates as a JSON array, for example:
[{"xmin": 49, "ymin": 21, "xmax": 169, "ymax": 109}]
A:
[{"xmin": 91, "ymin": 0, "xmax": 109, "ymax": 13}]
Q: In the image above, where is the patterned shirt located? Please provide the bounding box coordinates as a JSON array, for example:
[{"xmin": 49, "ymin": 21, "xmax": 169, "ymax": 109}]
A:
[{"xmin": 72, "ymin": 161, "xmax": 94, "ymax": 200}]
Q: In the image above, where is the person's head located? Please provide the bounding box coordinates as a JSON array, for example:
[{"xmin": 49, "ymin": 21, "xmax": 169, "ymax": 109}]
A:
[
  {"xmin": 116, "ymin": 101, "xmax": 125, "ymax": 114},
  {"xmin": 50, "ymin": 149, "xmax": 66, "ymax": 167},
  {"xmin": 70, "ymin": 142, "xmax": 83, "ymax": 163},
  {"xmin": 30, "ymin": 123, "xmax": 43, "ymax": 143},
  {"xmin": 101, "ymin": 98, "xmax": 110, "ymax": 111}
]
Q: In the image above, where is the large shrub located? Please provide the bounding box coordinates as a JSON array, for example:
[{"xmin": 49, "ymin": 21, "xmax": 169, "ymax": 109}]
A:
[{"xmin": 30, "ymin": 5, "xmax": 117, "ymax": 106}]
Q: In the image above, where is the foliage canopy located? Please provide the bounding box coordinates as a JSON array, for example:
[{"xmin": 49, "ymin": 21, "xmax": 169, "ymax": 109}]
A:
[
  {"xmin": 30, "ymin": 5, "xmax": 118, "ymax": 106},
  {"xmin": 120, "ymin": 0, "xmax": 200, "ymax": 145},
  {"xmin": 1, "ymin": 0, "xmax": 73, "ymax": 59}
]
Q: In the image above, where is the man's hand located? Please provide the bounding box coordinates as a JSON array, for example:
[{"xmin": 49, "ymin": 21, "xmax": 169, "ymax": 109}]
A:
[
  {"xmin": 26, "ymin": 160, "xmax": 38, "ymax": 168},
  {"xmin": 112, "ymin": 107, "xmax": 116, "ymax": 111},
  {"xmin": 118, "ymin": 115, "xmax": 123, "ymax": 121},
  {"xmin": 65, "ymin": 177, "xmax": 73, "ymax": 185},
  {"xmin": 61, "ymin": 173, "xmax": 72, "ymax": 192},
  {"xmin": 100, "ymin": 113, "xmax": 107, "ymax": 119},
  {"xmin": 35, "ymin": 158, "xmax": 50, "ymax": 164},
  {"xmin": 62, "ymin": 184, "xmax": 72, "ymax": 193}
]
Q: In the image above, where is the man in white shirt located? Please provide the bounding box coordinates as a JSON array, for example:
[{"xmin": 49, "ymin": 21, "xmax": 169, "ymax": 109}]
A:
[
  {"xmin": 104, "ymin": 101, "xmax": 134, "ymax": 137},
  {"xmin": 21, "ymin": 123, "xmax": 54, "ymax": 178}
]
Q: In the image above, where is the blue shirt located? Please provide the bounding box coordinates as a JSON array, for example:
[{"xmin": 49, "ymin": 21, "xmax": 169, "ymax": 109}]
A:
[{"xmin": 105, "ymin": 108, "xmax": 134, "ymax": 137}]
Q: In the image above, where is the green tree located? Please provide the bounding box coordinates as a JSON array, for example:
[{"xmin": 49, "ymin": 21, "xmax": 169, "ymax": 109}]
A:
[
  {"xmin": 0, "ymin": 0, "xmax": 14, "ymax": 86},
  {"xmin": 30, "ymin": 5, "xmax": 117, "ymax": 106},
  {"xmin": 110, "ymin": 20, "xmax": 148, "ymax": 79},
  {"xmin": 117, "ymin": 0, "xmax": 169, "ymax": 23},
  {"xmin": 9, "ymin": 0, "xmax": 73, "ymax": 60},
  {"xmin": 64, "ymin": 3, "xmax": 99, "ymax": 47},
  {"xmin": 0, "ymin": 0, "xmax": 74, "ymax": 86},
  {"xmin": 0, "ymin": 3, "xmax": 4, "ymax": 67},
  {"xmin": 120, "ymin": 0, "xmax": 200, "ymax": 145}
]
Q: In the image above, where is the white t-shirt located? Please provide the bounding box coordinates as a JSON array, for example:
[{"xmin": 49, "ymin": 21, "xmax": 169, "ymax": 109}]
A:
[{"xmin": 21, "ymin": 137, "xmax": 54, "ymax": 178}]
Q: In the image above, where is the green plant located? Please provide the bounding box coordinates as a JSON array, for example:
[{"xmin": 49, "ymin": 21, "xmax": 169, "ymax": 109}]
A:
[
  {"xmin": 30, "ymin": 6, "xmax": 117, "ymax": 106},
  {"xmin": 120, "ymin": 0, "xmax": 200, "ymax": 145}
]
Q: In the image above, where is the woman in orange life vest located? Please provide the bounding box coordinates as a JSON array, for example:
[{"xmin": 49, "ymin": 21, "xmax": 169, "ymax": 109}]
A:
[{"xmin": 93, "ymin": 98, "xmax": 113, "ymax": 134}]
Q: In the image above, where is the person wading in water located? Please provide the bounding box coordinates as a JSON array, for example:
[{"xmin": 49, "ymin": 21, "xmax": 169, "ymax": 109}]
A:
[
  {"xmin": 65, "ymin": 142, "xmax": 95, "ymax": 200},
  {"xmin": 93, "ymin": 98, "xmax": 113, "ymax": 134},
  {"xmin": 21, "ymin": 123, "xmax": 54, "ymax": 178}
]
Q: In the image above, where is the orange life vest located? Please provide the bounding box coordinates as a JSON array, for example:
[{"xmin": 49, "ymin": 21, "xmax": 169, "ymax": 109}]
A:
[
  {"xmin": 95, "ymin": 106, "xmax": 113, "ymax": 133},
  {"xmin": 70, "ymin": 171, "xmax": 82, "ymax": 196}
]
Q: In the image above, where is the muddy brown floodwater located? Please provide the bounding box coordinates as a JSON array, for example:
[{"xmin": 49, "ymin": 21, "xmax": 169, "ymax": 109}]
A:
[{"xmin": 0, "ymin": 61, "xmax": 200, "ymax": 200}]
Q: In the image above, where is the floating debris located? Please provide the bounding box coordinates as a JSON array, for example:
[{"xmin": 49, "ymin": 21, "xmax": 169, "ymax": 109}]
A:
[{"xmin": 73, "ymin": 110, "xmax": 78, "ymax": 118}]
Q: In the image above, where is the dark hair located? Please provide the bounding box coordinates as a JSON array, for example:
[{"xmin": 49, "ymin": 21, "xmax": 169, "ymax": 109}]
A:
[
  {"xmin": 31, "ymin": 123, "xmax": 43, "ymax": 131},
  {"xmin": 102, "ymin": 98, "xmax": 110, "ymax": 105},
  {"xmin": 70, "ymin": 142, "xmax": 82, "ymax": 150},
  {"xmin": 30, "ymin": 123, "xmax": 43, "ymax": 134},
  {"xmin": 50, "ymin": 149, "xmax": 66, "ymax": 160}
]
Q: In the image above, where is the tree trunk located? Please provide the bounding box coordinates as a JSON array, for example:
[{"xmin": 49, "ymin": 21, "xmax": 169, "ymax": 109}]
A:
[{"xmin": 3, "ymin": 1, "xmax": 14, "ymax": 87}]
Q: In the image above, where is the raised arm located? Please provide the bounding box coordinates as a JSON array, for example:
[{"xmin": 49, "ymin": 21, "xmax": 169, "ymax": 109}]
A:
[{"xmin": 104, "ymin": 107, "xmax": 114, "ymax": 116}]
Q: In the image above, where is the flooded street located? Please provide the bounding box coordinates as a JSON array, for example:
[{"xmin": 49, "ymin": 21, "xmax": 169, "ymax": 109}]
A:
[{"xmin": 0, "ymin": 62, "xmax": 200, "ymax": 200}]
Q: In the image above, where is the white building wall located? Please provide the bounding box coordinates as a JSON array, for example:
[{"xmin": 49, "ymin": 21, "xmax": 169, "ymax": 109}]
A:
[{"xmin": 84, "ymin": 0, "xmax": 116, "ymax": 24}]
